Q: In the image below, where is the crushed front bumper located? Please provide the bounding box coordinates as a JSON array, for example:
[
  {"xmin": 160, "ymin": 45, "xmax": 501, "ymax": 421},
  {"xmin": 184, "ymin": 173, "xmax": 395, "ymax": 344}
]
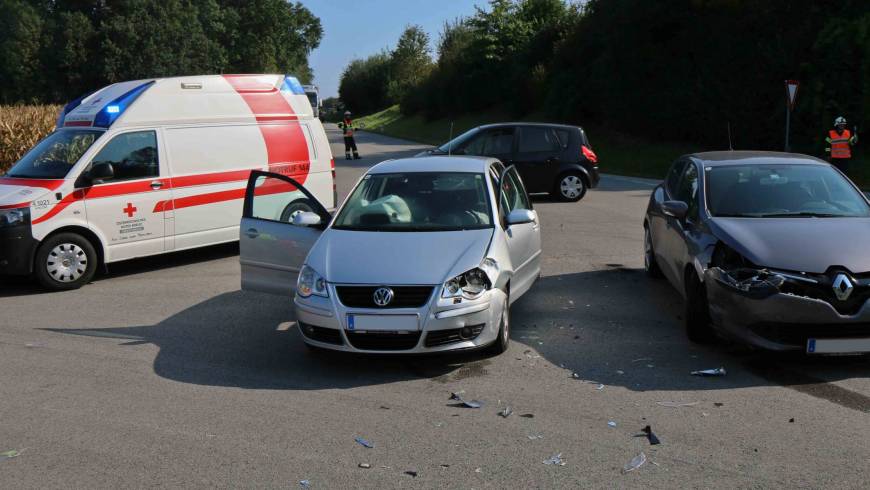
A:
[
  {"xmin": 293, "ymin": 286, "xmax": 507, "ymax": 354},
  {"xmin": 706, "ymin": 268, "xmax": 870, "ymax": 351}
]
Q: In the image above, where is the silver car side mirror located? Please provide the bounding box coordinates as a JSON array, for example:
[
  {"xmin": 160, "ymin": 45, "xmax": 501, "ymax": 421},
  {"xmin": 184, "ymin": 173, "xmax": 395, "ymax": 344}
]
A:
[
  {"xmin": 505, "ymin": 209, "xmax": 536, "ymax": 226},
  {"xmin": 292, "ymin": 211, "xmax": 322, "ymax": 226}
]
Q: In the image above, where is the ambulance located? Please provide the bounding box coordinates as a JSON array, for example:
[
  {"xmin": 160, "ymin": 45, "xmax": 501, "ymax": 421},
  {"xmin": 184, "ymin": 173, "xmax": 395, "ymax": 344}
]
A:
[{"xmin": 0, "ymin": 74, "xmax": 336, "ymax": 290}]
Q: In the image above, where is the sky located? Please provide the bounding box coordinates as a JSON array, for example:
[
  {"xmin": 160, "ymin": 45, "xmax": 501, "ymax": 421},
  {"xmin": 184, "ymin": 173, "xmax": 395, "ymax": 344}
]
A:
[{"xmin": 300, "ymin": 0, "xmax": 482, "ymax": 98}]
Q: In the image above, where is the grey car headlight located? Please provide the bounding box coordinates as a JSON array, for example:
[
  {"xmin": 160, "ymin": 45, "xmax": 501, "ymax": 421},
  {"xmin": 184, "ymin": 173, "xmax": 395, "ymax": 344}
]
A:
[
  {"xmin": 297, "ymin": 265, "xmax": 328, "ymax": 298},
  {"xmin": 442, "ymin": 267, "xmax": 492, "ymax": 300},
  {"xmin": 0, "ymin": 207, "xmax": 30, "ymax": 228}
]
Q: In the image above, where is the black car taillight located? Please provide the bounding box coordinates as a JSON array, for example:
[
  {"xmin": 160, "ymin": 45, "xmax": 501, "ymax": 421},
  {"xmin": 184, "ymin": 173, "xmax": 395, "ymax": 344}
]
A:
[{"xmin": 582, "ymin": 145, "xmax": 598, "ymax": 164}]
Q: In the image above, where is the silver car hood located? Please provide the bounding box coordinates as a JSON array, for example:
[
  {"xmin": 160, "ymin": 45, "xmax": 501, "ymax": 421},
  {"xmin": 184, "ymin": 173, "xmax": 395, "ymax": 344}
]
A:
[
  {"xmin": 308, "ymin": 228, "xmax": 494, "ymax": 285},
  {"xmin": 711, "ymin": 217, "xmax": 870, "ymax": 274}
]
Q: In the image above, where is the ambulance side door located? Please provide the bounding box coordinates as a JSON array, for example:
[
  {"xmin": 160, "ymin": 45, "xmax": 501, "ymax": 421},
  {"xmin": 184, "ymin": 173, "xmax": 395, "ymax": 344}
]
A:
[{"xmin": 77, "ymin": 129, "xmax": 173, "ymax": 261}]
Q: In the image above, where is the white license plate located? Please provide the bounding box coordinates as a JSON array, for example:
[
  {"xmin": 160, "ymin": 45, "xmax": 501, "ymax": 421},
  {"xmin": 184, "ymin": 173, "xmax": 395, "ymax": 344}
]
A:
[
  {"xmin": 807, "ymin": 338, "xmax": 870, "ymax": 354},
  {"xmin": 347, "ymin": 314, "xmax": 418, "ymax": 332}
]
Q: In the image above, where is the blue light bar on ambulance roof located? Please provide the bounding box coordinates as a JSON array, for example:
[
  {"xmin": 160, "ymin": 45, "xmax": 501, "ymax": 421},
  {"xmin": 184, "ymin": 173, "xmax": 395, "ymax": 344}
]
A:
[
  {"xmin": 281, "ymin": 75, "xmax": 305, "ymax": 95},
  {"xmin": 92, "ymin": 81, "xmax": 154, "ymax": 128},
  {"xmin": 55, "ymin": 91, "xmax": 92, "ymax": 128}
]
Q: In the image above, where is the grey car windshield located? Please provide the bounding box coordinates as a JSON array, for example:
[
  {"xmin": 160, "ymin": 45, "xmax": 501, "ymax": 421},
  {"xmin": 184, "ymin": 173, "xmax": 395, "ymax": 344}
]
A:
[
  {"xmin": 333, "ymin": 172, "xmax": 493, "ymax": 231},
  {"xmin": 6, "ymin": 129, "xmax": 102, "ymax": 179},
  {"xmin": 707, "ymin": 164, "xmax": 870, "ymax": 218}
]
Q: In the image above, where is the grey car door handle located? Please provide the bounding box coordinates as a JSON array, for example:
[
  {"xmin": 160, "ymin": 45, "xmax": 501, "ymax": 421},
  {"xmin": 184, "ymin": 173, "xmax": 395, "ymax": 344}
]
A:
[
  {"xmin": 150, "ymin": 180, "xmax": 163, "ymax": 190},
  {"xmin": 244, "ymin": 228, "xmax": 260, "ymax": 239}
]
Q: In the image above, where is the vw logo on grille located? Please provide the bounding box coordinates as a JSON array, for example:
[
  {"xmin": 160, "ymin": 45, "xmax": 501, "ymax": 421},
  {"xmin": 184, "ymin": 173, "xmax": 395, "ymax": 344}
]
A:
[
  {"xmin": 832, "ymin": 273, "xmax": 854, "ymax": 301},
  {"xmin": 373, "ymin": 287, "xmax": 394, "ymax": 306}
]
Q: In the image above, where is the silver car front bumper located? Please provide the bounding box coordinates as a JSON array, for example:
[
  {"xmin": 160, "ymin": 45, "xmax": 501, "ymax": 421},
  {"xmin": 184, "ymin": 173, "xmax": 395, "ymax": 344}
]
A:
[{"xmin": 293, "ymin": 285, "xmax": 507, "ymax": 354}]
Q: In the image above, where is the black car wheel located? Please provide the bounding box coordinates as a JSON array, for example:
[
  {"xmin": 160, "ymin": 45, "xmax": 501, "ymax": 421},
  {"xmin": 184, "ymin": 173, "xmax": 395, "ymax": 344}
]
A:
[
  {"xmin": 34, "ymin": 232, "xmax": 98, "ymax": 291},
  {"xmin": 280, "ymin": 198, "xmax": 314, "ymax": 222},
  {"xmin": 554, "ymin": 172, "xmax": 587, "ymax": 202},
  {"xmin": 644, "ymin": 225, "xmax": 663, "ymax": 278},
  {"xmin": 684, "ymin": 271, "xmax": 716, "ymax": 344}
]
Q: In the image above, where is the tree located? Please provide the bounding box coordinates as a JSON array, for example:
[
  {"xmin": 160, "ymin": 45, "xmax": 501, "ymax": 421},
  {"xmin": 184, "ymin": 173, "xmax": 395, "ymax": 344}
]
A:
[
  {"xmin": 388, "ymin": 25, "xmax": 432, "ymax": 102},
  {"xmin": 0, "ymin": 0, "xmax": 44, "ymax": 102}
]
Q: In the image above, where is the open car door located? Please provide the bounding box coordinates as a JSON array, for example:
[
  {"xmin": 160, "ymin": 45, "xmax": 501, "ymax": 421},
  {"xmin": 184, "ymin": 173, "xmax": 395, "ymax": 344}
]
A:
[{"xmin": 240, "ymin": 171, "xmax": 331, "ymax": 295}]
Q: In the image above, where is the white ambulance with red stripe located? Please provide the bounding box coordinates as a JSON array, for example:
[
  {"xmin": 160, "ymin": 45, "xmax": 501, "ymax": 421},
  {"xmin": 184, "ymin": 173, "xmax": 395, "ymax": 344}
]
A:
[{"xmin": 0, "ymin": 74, "xmax": 335, "ymax": 290}]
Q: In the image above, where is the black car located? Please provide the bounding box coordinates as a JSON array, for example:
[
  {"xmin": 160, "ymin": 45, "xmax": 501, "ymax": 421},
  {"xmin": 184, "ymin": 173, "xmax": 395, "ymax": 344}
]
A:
[
  {"xmin": 645, "ymin": 151, "xmax": 870, "ymax": 353},
  {"xmin": 420, "ymin": 123, "xmax": 599, "ymax": 201}
]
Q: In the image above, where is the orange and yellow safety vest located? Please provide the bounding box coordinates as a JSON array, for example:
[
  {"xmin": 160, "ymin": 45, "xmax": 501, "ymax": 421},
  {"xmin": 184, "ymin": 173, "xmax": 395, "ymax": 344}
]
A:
[{"xmin": 827, "ymin": 129, "xmax": 855, "ymax": 159}]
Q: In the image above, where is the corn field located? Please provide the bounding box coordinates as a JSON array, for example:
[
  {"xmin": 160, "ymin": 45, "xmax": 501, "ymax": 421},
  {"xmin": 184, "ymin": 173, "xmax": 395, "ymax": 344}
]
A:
[{"xmin": 0, "ymin": 105, "xmax": 61, "ymax": 173}]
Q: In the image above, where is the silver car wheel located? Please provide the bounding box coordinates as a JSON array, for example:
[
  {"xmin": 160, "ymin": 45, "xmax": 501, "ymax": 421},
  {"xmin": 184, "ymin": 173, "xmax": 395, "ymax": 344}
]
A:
[
  {"xmin": 46, "ymin": 243, "xmax": 88, "ymax": 283},
  {"xmin": 560, "ymin": 175, "xmax": 584, "ymax": 199}
]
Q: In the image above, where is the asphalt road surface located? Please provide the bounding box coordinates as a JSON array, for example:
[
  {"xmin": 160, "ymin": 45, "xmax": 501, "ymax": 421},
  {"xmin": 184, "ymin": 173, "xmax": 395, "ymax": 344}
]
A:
[{"xmin": 2, "ymin": 127, "xmax": 869, "ymax": 488}]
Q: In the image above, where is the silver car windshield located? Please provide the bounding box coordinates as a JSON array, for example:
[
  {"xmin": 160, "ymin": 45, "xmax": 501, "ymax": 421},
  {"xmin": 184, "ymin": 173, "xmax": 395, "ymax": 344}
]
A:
[
  {"xmin": 333, "ymin": 172, "xmax": 493, "ymax": 231},
  {"xmin": 5, "ymin": 129, "xmax": 103, "ymax": 179},
  {"xmin": 707, "ymin": 164, "xmax": 870, "ymax": 218}
]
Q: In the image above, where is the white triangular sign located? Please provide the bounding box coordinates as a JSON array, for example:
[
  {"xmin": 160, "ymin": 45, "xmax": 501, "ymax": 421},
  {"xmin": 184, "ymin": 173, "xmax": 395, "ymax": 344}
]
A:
[{"xmin": 785, "ymin": 80, "xmax": 799, "ymax": 109}]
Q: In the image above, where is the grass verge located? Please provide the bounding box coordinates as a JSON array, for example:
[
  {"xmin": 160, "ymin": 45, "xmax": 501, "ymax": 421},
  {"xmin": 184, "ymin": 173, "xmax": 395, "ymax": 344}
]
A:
[{"xmin": 357, "ymin": 105, "xmax": 869, "ymax": 187}]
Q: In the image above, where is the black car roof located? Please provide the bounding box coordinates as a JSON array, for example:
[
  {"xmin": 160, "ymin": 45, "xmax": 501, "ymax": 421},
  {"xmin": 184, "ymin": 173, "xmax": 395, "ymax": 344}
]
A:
[
  {"xmin": 477, "ymin": 122, "xmax": 582, "ymax": 131},
  {"xmin": 688, "ymin": 151, "xmax": 828, "ymax": 167}
]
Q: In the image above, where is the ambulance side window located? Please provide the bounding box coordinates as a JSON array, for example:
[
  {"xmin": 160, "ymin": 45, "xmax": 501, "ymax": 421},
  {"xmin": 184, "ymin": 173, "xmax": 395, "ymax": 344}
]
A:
[{"xmin": 89, "ymin": 130, "xmax": 159, "ymax": 183}]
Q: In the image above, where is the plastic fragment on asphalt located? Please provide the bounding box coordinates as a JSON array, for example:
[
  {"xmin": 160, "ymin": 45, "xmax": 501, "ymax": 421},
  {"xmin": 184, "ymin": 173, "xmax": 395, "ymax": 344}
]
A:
[
  {"xmin": 691, "ymin": 367, "xmax": 726, "ymax": 376},
  {"xmin": 656, "ymin": 401, "xmax": 699, "ymax": 408},
  {"xmin": 596, "ymin": 384, "xmax": 605, "ymax": 390},
  {"xmin": 0, "ymin": 450, "xmax": 20, "ymax": 461},
  {"xmin": 572, "ymin": 373, "xmax": 581, "ymax": 379},
  {"xmin": 358, "ymin": 463, "xmax": 371, "ymax": 469},
  {"xmin": 475, "ymin": 467, "xmax": 482, "ymax": 473},
  {"xmin": 543, "ymin": 453, "xmax": 566, "ymax": 466},
  {"xmin": 449, "ymin": 392, "xmax": 483, "ymax": 409},
  {"xmin": 404, "ymin": 470, "xmax": 418, "ymax": 478},
  {"xmin": 528, "ymin": 434, "xmax": 543, "ymax": 440},
  {"xmin": 608, "ymin": 421, "xmax": 617, "ymax": 427},
  {"xmin": 638, "ymin": 425, "xmax": 661, "ymax": 445},
  {"xmin": 299, "ymin": 480, "xmax": 310, "ymax": 488},
  {"xmin": 355, "ymin": 437, "xmax": 374, "ymax": 448},
  {"xmin": 631, "ymin": 357, "xmax": 653, "ymax": 363},
  {"xmin": 623, "ymin": 452, "xmax": 647, "ymax": 473},
  {"xmin": 498, "ymin": 406, "xmax": 513, "ymax": 418},
  {"xmin": 616, "ymin": 370, "xmax": 625, "ymax": 375},
  {"xmin": 519, "ymin": 413, "xmax": 535, "ymax": 418}
]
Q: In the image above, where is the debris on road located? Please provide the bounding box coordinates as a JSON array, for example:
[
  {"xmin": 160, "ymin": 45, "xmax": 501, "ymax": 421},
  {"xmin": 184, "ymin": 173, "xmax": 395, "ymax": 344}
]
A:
[
  {"xmin": 449, "ymin": 392, "xmax": 483, "ymax": 409},
  {"xmin": 404, "ymin": 470, "xmax": 418, "ymax": 478},
  {"xmin": 0, "ymin": 450, "xmax": 20, "ymax": 461},
  {"xmin": 358, "ymin": 463, "xmax": 371, "ymax": 469},
  {"xmin": 528, "ymin": 434, "xmax": 544, "ymax": 440},
  {"xmin": 24, "ymin": 342, "xmax": 45, "ymax": 348},
  {"xmin": 596, "ymin": 384, "xmax": 605, "ymax": 390},
  {"xmin": 572, "ymin": 372, "xmax": 581, "ymax": 379},
  {"xmin": 608, "ymin": 421, "xmax": 617, "ymax": 428},
  {"xmin": 789, "ymin": 418, "xmax": 795, "ymax": 423},
  {"xmin": 299, "ymin": 480, "xmax": 311, "ymax": 488},
  {"xmin": 616, "ymin": 370, "xmax": 625, "ymax": 375},
  {"xmin": 656, "ymin": 401, "xmax": 699, "ymax": 408},
  {"xmin": 623, "ymin": 452, "xmax": 647, "ymax": 473},
  {"xmin": 714, "ymin": 402, "xmax": 725, "ymax": 407},
  {"xmin": 355, "ymin": 437, "xmax": 374, "ymax": 448},
  {"xmin": 631, "ymin": 357, "xmax": 653, "ymax": 363},
  {"xmin": 519, "ymin": 413, "xmax": 535, "ymax": 418},
  {"xmin": 498, "ymin": 406, "xmax": 513, "ymax": 418},
  {"xmin": 543, "ymin": 453, "xmax": 566, "ymax": 466},
  {"xmin": 637, "ymin": 425, "xmax": 661, "ymax": 445},
  {"xmin": 691, "ymin": 367, "xmax": 727, "ymax": 377},
  {"xmin": 379, "ymin": 405, "xmax": 390, "ymax": 410}
]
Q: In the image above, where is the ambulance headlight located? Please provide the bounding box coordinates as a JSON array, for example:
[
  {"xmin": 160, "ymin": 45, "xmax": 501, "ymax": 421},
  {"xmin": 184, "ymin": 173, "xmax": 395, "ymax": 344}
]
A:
[
  {"xmin": 0, "ymin": 207, "xmax": 30, "ymax": 228},
  {"xmin": 297, "ymin": 265, "xmax": 328, "ymax": 298}
]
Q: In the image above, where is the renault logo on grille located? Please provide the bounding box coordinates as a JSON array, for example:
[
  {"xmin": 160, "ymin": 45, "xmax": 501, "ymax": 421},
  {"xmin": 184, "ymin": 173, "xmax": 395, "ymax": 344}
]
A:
[
  {"xmin": 373, "ymin": 287, "xmax": 394, "ymax": 306},
  {"xmin": 832, "ymin": 273, "xmax": 854, "ymax": 301}
]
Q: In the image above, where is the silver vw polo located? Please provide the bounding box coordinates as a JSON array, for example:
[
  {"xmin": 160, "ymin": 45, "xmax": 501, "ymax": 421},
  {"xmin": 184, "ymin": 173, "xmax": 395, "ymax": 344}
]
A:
[{"xmin": 238, "ymin": 156, "xmax": 542, "ymax": 354}]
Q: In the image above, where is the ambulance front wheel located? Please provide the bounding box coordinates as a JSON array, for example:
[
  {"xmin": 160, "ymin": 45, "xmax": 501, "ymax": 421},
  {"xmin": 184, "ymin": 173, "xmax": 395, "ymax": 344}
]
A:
[
  {"xmin": 34, "ymin": 233, "xmax": 98, "ymax": 291},
  {"xmin": 280, "ymin": 199, "xmax": 314, "ymax": 222}
]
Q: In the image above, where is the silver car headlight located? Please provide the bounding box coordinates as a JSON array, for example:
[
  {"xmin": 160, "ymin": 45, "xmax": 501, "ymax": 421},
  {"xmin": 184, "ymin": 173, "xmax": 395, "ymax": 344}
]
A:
[
  {"xmin": 0, "ymin": 207, "xmax": 30, "ymax": 228},
  {"xmin": 297, "ymin": 265, "xmax": 328, "ymax": 298},
  {"xmin": 442, "ymin": 265, "xmax": 494, "ymax": 300}
]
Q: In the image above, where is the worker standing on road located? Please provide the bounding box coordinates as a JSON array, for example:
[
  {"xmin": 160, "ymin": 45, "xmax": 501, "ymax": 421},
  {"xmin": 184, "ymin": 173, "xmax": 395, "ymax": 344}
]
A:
[
  {"xmin": 826, "ymin": 116, "xmax": 858, "ymax": 175},
  {"xmin": 338, "ymin": 111, "xmax": 360, "ymax": 160}
]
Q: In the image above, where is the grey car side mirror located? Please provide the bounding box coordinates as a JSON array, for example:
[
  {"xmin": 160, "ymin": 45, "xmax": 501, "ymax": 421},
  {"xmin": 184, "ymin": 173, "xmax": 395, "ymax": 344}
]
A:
[
  {"xmin": 662, "ymin": 200, "xmax": 689, "ymax": 220},
  {"xmin": 292, "ymin": 211, "xmax": 322, "ymax": 226},
  {"xmin": 505, "ymin": 209, "xmax": 536, "ymax": 226}
]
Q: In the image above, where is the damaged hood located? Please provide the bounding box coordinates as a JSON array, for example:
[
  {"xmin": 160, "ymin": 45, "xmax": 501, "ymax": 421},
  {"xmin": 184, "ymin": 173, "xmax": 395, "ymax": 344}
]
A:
[
  {"xmin": 710, "ymin": 217, "xmax": 870, "ymax": 274},
  {"xmin": 307, "ymin": 228, "xmax": 494, "ymax": 285}
]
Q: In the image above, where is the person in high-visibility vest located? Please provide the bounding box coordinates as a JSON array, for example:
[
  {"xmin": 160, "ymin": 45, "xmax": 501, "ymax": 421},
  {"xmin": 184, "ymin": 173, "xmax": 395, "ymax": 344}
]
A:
[
  {"xmin": 337, "ymin": 111, "xmax": 360, "ymax": 160},
  {"xmin": 826, "ymin": 116, "xmax": 858, "ymax": 175}
]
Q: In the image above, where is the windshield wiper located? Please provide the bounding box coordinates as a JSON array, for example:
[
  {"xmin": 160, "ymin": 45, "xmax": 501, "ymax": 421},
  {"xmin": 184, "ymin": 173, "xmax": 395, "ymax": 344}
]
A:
[{"xmin": 756, "ymin": 212, "xmax": 848, "ymax": 218}]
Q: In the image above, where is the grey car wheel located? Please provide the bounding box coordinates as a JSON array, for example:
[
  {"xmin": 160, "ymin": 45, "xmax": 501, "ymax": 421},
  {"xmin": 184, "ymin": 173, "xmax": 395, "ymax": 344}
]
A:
[
  {"xmin": 34, "ymin": 232, "xmax": 98, "ymax": 291},
  {"xmin": 555, "ymin": 173, "xmax": 587, "ymax": 202},
  {"xmin": 644, "ymin": 226, "xmax": 663, "ymax": 278},
  {"xmin": 487, "ymin": 292, "xmax": 510, "ymax": 354}
]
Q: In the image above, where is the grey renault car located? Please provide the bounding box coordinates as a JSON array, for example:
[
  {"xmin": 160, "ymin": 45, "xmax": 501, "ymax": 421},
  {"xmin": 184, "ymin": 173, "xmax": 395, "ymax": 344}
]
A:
[
  {"xmin": 239, "ymin": 156, "xmax": 542, "ymax": 354},
  {"xmin": 645, "ymin": 151, "xmax": 870, "ymax": 353}
]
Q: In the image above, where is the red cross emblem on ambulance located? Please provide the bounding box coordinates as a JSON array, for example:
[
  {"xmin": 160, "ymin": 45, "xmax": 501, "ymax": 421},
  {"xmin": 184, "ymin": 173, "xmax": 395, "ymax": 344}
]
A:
[{"xmin": 123, "ymin": 203, "xmax": 137, "ymax": 218}]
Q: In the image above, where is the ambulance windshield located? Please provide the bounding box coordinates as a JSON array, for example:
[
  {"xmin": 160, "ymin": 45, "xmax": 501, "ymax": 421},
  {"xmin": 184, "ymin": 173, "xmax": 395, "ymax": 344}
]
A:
[{"xmin": 5, "ymin": 129, "xmax": 102, "ymax": 179}]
